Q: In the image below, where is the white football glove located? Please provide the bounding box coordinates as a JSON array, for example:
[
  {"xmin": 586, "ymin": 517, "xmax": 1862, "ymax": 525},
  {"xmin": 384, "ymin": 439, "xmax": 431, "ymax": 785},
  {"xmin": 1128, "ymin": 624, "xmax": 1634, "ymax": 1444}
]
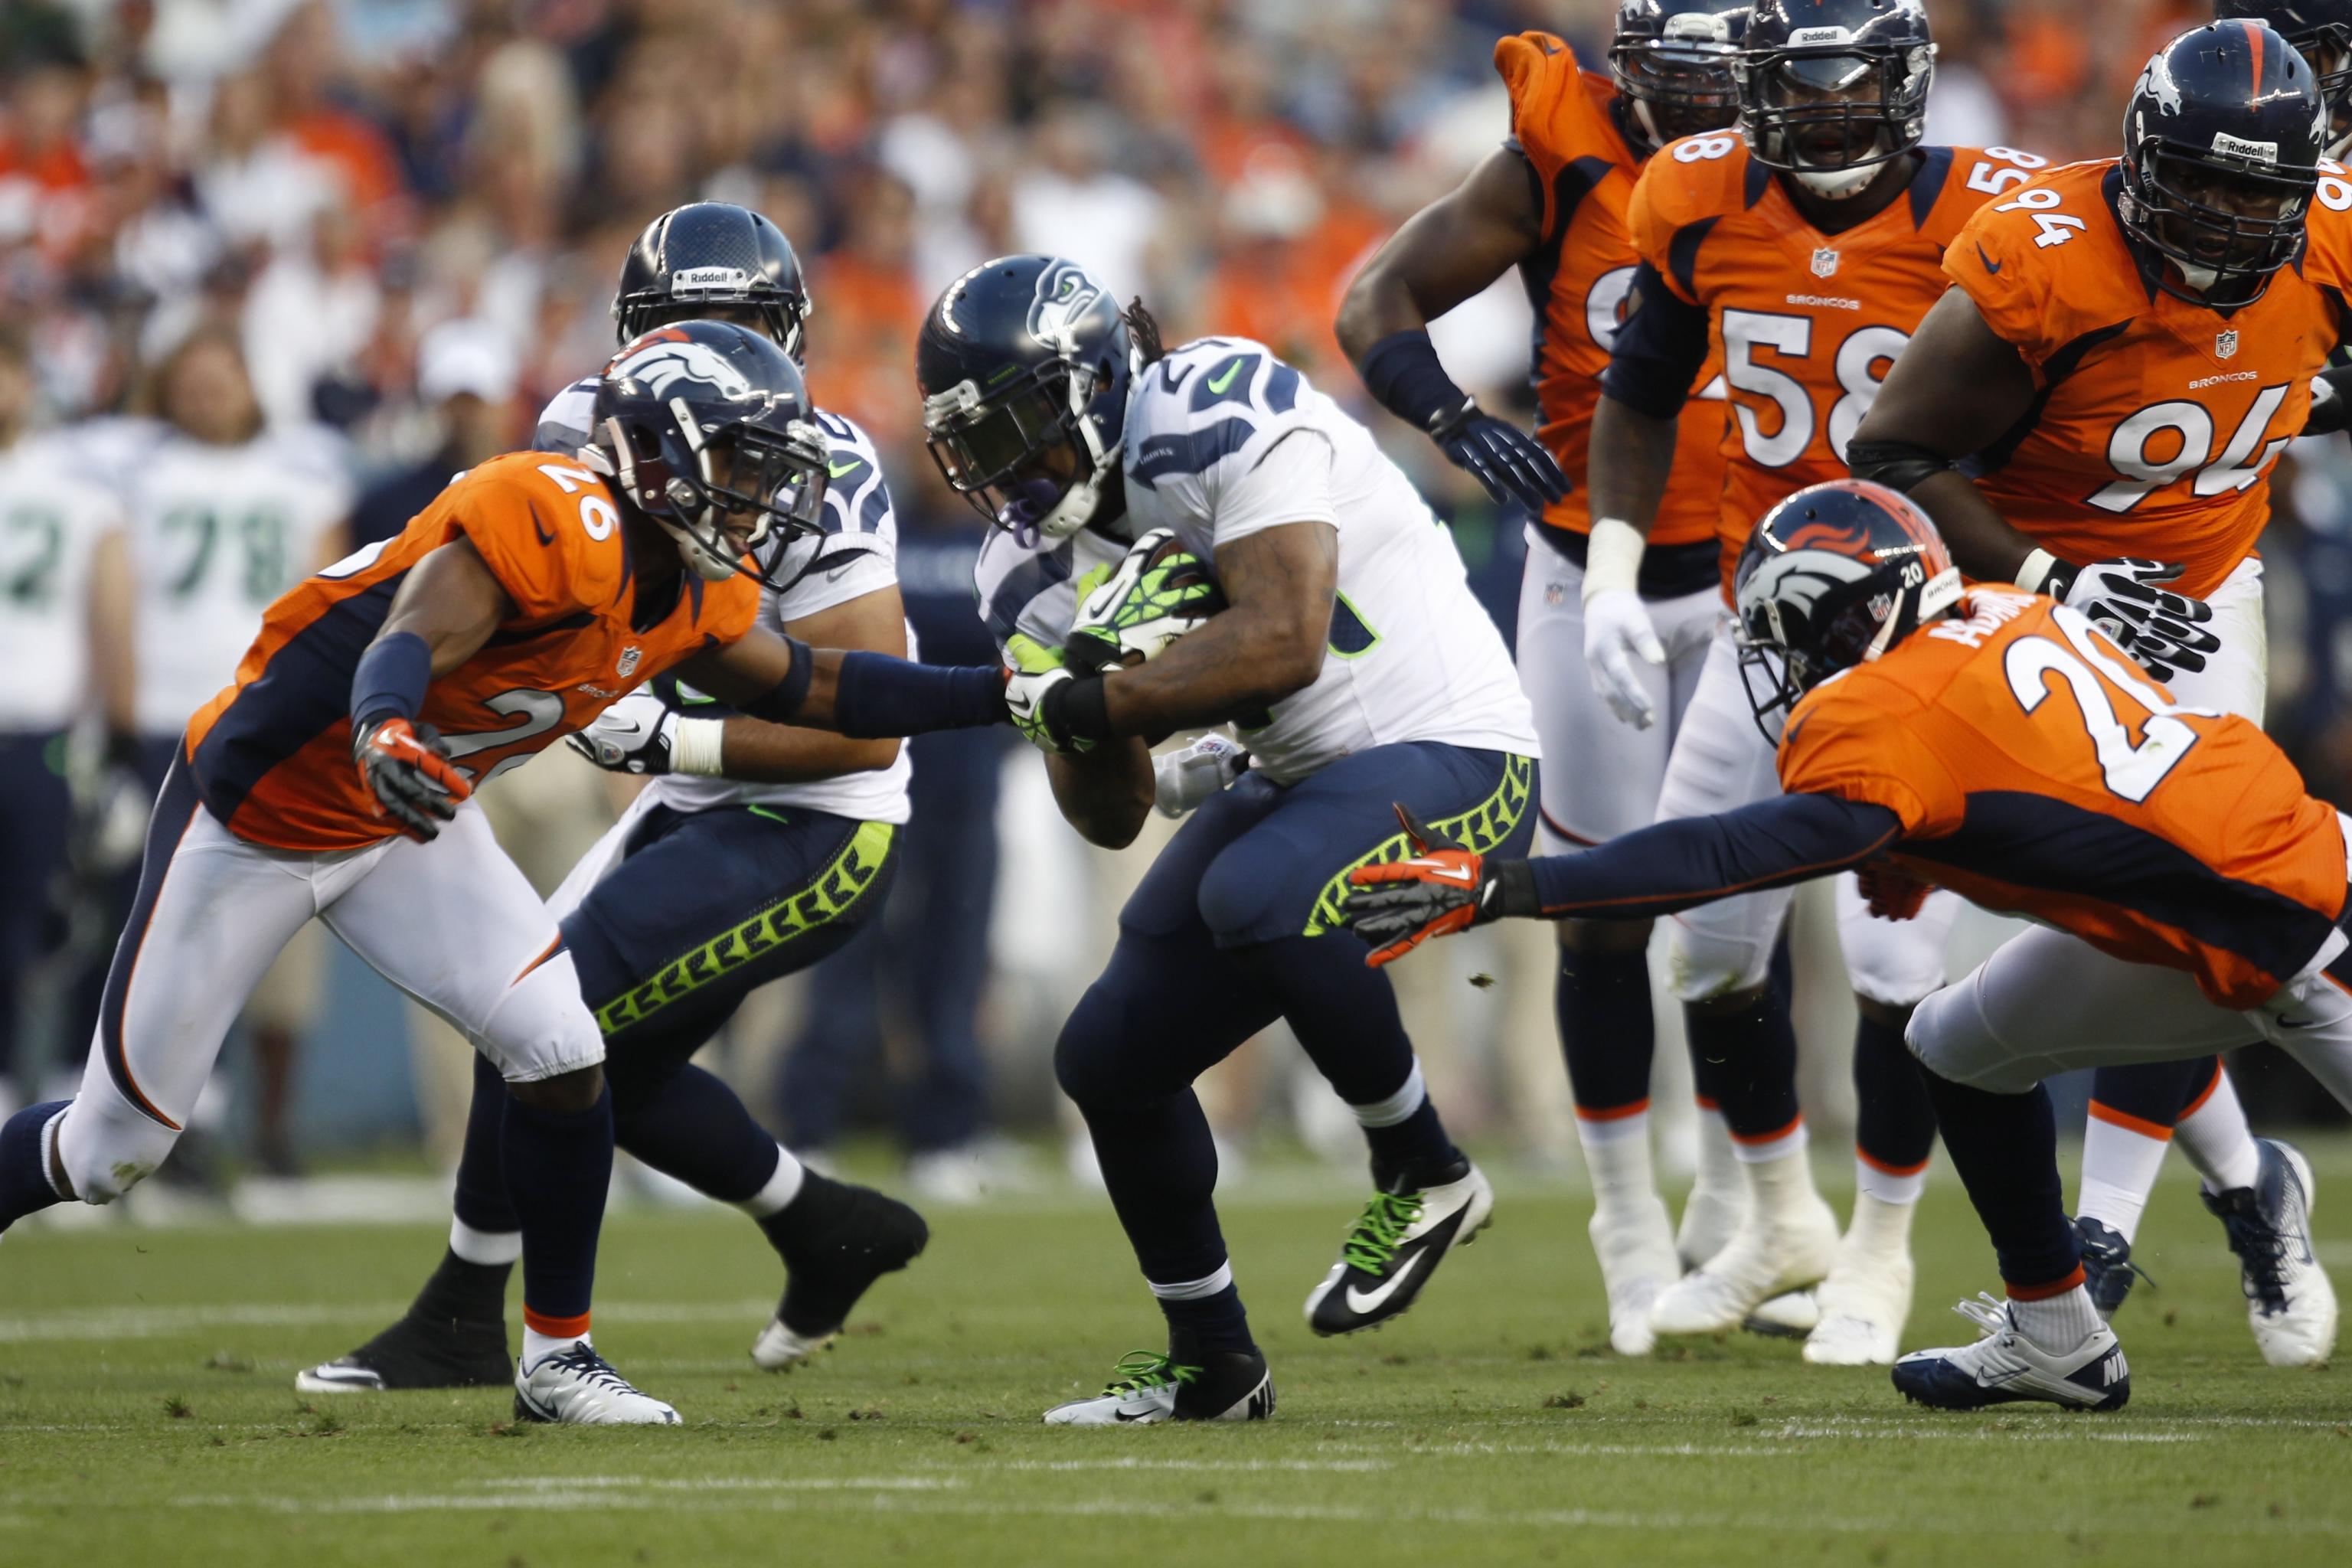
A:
[
  {"xmin": 1583, "ymin": 588, "xmax": 1665, "ymax": 730},
  {"xmin": 567, "ymin": 690, "xmax": 684, "ymax": 775},
  {"xmin": 1153, "ymin": 733, "xmax": 1248, "ymax": 818},
  {"xmin": 2063, "ymin": 558, "xmax": 2221, "ymax": 683}
]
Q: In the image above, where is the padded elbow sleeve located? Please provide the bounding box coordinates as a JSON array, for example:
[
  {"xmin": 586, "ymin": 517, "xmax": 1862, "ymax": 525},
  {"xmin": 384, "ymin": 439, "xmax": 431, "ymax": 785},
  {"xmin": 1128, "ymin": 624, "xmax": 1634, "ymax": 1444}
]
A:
[{"xmin": 1844, "ymin": 437, "xmax": 1954, "ymax": 495}]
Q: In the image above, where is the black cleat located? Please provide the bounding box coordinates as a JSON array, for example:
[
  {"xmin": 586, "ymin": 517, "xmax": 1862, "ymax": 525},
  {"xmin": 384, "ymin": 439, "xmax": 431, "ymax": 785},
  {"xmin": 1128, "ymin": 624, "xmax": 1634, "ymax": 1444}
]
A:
[
  {"xmin": 1043, "ymin": 1328, "xmax": 1274, "ymax": 1424},
  {"xmin": 2073, "ymin": 1215, "xmax": 2151, "ymax": 1321},
  {"xmin": 296, "ymin": 1310, "xmax": 512, "ymax": 1393},
  {"xmin": 753, "ymin": 1173, "xmax": 929, "ymax": 1369},
  {"xmin": 1304, "ymin": 1156, "xmax": 1494, "ymax": 1336}
]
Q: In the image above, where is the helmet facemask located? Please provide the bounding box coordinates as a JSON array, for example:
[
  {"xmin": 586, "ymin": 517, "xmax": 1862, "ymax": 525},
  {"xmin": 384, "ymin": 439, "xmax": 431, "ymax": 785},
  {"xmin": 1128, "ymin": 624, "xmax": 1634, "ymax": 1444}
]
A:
[
  {"xmin": 599, "ymin": 401, "xmax": 830, "ymax": 585},
  {"xmin": 1612, "ymin": 32, "xmax": 1742, "ymax": 153},
  {"xmin": 1738, "ymin": 44, "xmax": 1935, "ymax": 197},
  {"xmin": 1730, "ymin": 538, "xmax": 1960, "ymax": 741},
  {"xmin": 923, "ymin": 354, "xmax": 1124, "ymax": 544},
  {"xmin": 2122, "ymin": 147, "xmax": 2316, "ymax": 307}
]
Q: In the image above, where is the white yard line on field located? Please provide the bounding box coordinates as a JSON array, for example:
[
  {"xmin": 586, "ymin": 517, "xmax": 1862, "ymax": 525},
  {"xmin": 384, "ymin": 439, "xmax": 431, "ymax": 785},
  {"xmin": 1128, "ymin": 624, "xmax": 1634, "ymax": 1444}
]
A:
[{"xmin": 0, "ymin": 1298, "xmax": 776, "ymax": 1343}]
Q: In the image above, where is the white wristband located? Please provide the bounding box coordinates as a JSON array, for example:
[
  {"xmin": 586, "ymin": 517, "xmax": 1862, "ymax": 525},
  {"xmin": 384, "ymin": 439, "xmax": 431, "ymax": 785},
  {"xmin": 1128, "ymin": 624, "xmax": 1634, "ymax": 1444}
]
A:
[
  {"xmin": 2015, "ymin": 547, "xmax": 2060, "ymax": 596},
  {"xmin": 1583, "ymin": 517, "xmax": 1647, "ymax": 603},
  {"xmin": 670, "ymin": 716, "xmax": 727, "ymax": 776}
]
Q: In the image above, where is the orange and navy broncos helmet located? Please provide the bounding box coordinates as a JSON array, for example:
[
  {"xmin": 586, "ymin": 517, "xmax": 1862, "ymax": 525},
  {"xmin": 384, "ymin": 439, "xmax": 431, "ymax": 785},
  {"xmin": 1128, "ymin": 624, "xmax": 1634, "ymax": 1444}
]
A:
[{"xmin": 1731, "ymin": 479, "xmax": 1962, "ymax": 737}]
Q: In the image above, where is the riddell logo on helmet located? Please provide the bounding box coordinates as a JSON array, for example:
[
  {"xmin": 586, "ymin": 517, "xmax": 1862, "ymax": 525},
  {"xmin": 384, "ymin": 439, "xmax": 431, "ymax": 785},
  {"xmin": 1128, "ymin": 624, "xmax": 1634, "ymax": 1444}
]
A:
[
  {"xmin": 1787, "ymin": 25, "xmax": 1855, "ymax": 44},
  {"xmin": 673, "ymin": 266, "xmax": 753, "ymax": 294},
  {"xmin": 2210, "ymin": 132, "xmax": 2282, "ymax": 164}
]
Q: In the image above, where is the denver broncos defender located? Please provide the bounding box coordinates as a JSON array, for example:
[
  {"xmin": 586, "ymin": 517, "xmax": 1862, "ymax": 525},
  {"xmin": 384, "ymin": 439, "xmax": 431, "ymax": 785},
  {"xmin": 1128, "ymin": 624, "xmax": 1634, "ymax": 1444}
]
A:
[
  {"xmin": 920, "ymin": 255, "xmax": 1539, "ymax": 1423},
  {"xmin": 301, "ymin": 204, "xmax": 929, "ymax": 1400},
  {"xmin": 1851, "ymin": 18, "xmax": 2347, "ymax": 1363},
  {"xmin": 1337, "ymin": 2, "xmax": 1746, "ymax": 1360},
  {"xmin": 1349, "ymin": 480, "xmax": 2347, "ymax": 1409},
  {"xmin": 0, "ymin": 319, "xmax": 1009, "ymax": 1425}
]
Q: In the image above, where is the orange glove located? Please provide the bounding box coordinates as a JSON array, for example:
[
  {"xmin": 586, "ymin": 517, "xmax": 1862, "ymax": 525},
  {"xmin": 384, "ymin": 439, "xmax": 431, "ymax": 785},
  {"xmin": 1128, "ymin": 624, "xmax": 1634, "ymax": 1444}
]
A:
[
  {"xmin": 1855, "ymin": 860, "xmax": 1930, "ymax": 922},
  {"xmin": 1344, "ymin": 803, "xmax": 1493, "ymax": 967},
  {"xmin": 352, "ymin": 716, "xmax": 473, "ymax": 842}
]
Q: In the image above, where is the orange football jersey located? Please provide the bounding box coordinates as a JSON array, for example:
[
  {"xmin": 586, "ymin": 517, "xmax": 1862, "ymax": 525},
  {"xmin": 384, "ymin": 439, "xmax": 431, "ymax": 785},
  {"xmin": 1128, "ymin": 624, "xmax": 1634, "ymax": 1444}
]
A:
[
  {"xmin": 185, "ymin": 451, "xmax": 760, "ymax": 851},
  {"xmin": 1779, "ymin": 589, "xmax": 2347, "ymax": 1008},
  {"xmin": 1945, "ymin": 158, "xmax": 2352, "ymax": 599},
  {"xmin": 1495, "ymin": 31, "xmax": 1726, "ymax": 557},
  {"xmin": 1630, "ymin": 136, "xmax": 2041, "ymax": 593}
]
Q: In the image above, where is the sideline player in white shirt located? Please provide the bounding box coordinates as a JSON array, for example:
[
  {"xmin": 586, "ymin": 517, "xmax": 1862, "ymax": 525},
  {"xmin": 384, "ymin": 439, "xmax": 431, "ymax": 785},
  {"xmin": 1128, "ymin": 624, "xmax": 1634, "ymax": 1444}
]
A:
[{"xmin": 920, "ymin": 254, "xmax": 1540, "ymax": 1423}]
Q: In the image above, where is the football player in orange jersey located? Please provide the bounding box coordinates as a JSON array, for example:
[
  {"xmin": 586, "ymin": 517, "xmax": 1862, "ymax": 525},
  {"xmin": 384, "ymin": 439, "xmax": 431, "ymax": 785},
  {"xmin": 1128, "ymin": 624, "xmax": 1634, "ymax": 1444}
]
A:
[
  {"xmin": 1348, "ymin": 481, "xmax": 2346, "ymax": 1408},
  {"xmin": 1338, "ymin": 2, "xmax": 1749, "ymax": 1358},
  {"xmin": 1851, "ymin": 19, "xmax": 2348, "ymax": 1363},
  {"xmin": 0, "ymin": 322, "xmax": 1013, "ymax": 1424},
  {"xmin": 1577, "ymin": 0, "xmax": 2067, "ymax": 1362}
]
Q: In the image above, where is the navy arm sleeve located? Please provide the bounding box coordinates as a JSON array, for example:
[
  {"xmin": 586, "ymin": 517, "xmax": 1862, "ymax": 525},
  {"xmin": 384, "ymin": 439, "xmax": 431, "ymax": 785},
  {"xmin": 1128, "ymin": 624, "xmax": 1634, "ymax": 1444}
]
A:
[
  {"xmin": 1524, "ymin": 793, "xmax": 1904, "ymax": 919},
  {"xmin": 1596, "ymin": 262, "xmax": 1712, "ymax": 422}
]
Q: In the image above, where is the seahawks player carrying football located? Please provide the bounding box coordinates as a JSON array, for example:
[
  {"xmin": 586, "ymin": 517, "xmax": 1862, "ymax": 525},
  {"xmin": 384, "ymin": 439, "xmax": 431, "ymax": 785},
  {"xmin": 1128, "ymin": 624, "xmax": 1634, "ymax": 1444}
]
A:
[
  {"xmin": 920, "ymin": 255, "xmax": 1540, "ymax": 1423},
  {"xmin": 300, "ymin": 204, "xmax": 930, "ymax": 1397}
]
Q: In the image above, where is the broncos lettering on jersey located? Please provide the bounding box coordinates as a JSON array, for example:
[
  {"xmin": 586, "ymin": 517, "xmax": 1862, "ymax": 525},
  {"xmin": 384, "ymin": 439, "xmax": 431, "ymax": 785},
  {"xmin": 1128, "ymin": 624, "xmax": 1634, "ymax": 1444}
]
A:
[
  {"xmin": 1496, "ymin": 30, "xmax": 1726, "ymax": 571},
  {"xmin": 1945, "ymin": 158, "xmax": 2352, "ymax": 598},
  {"xmin": 185, "ymin": 452, "xmax": 760, "ymax": 851},
  {"xmin": 1629, "ymin": 136, "xmax": 2043, "ymax": 590},
  {"xmin": 1779, "ymin": 589, "xmax": 2347, "ymax": 1008}
]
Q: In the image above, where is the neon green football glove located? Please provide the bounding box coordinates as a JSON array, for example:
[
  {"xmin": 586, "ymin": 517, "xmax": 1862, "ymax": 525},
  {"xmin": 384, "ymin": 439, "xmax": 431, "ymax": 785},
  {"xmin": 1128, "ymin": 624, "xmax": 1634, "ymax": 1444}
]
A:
[{"xmin": 1065, "ymin": 528, "xmax": 1222, "ymax": 677}]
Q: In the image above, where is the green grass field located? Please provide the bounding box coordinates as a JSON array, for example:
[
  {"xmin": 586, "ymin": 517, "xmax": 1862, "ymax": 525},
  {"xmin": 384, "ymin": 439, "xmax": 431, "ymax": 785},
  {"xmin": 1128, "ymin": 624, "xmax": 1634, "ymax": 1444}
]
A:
[{"xmin": 2, "ymin": 1144, "xmax": 2347, "ymax": 1566}]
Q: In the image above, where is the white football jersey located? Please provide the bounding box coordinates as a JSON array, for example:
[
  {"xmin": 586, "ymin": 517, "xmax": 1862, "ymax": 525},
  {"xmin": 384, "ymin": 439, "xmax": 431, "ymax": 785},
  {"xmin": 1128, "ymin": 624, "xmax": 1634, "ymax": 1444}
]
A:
[
  {"xmin": 975, "ymin": 337, "xmax": 1539, "ymax": 783},
  {"xmin": 124, "ymin": 424, "xmax": 353, "ymax": 737},
  {"xmin": 0, "ymin": 432, "xmax": 129, "ymax": 733},
  {"xmin": 531, "ymin": 384, "xmax": 913, "ymax": 826}
]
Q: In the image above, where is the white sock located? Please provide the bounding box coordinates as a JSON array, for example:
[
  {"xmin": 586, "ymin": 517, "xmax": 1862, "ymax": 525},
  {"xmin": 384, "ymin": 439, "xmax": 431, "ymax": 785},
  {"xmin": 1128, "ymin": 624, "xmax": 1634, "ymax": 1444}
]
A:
[
  {"xmin": 2173, "ymin": 1066, "xmax": 2262, "ymax": 1194},
  {"xmin": 1692, "ymin": 1102, "xmax": 1743, "ymax": 1200},
  {"xmin": 1854, "ymin": 1151, "xmax": 1929, "ymax": 1207},
  {"xmin": 1576, "ymin": 1107, "xmax": 1656, "ymax": 1217},
  {"xmin": 735, "ymin": 1145, "xmax": 806, "ymax": 1218},
  {"xmin": 1841, "ymin": 1187, "xmax": 1917, "ymax": 1256},
  {"xmin": 1745, "ymin": 1144, "xmax": 1820, "ymax": 1222},
  {"xmin": 1351, "ymin": 1060, "xmax": 1427, "ymax": 1127},
  {"xmin": 2076, "ymin": 1108, "xmax": 2171, "ymax": 1245},
  {"xmin": 2010, "ymin": 1284, "xmax": 2100, "ymax": 1351},
  {"xmin": 522, "ymin": 1326, "xmax": 587, "ymax": 1369},
  {"xmin": 1732, "ymin": 1116, "xmax": 1808, "ymax": 1168},
  {"xmin": 450, "ymin": 1217, "xmax": 522, "ymax": 1266},
  {"xmin": 1146, "ymin": 1262, "xmax": 1234, "ymax": 1301}
]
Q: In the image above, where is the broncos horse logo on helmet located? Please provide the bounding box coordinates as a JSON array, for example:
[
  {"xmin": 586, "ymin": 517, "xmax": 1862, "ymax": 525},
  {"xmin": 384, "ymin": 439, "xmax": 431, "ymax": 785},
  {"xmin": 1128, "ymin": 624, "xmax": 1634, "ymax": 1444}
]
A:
[
  {"xmin": 918, "ymin": 254, "xmax": 1141, "ymax": 543},
  {"xmin": 1731, "ymin": 479, "xmax": 1961, "ymax": 739},
  {"xmin": 590, "ymin": 319, "xmax": 831, "ymax": 590}
]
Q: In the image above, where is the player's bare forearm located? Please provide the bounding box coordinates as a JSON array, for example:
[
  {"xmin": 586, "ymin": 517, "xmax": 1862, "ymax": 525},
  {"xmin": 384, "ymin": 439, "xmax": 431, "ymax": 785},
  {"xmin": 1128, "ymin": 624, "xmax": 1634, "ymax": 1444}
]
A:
[
  {"xmin": 87, "ymin": 529, "xmax": 138, "ymax": 737},
  {"xmin": 1046, "ymin": 740, "xmax": 1154, "ymax": 849},
  {"xmin": 706, "ymin": 586, "xmax": 907, "ymax": 779},
  {"xmin": 1099, "ymin": 521, "xmax": 1337, "ymax": 734},
  {"xmin": 1585, "ymin": 394, "xmax": 1677, "ymax": 533},
  {"xmin": 1337, "ymin": 149, "xmax": 1542, "ymax": 361},
  {"xmin": 1850, "ymin": 287, "xmax": 2043, "ymax": 582},
  {"xmin": 374, "ymin": 536, "xmax": 514, "ymax": 675}
]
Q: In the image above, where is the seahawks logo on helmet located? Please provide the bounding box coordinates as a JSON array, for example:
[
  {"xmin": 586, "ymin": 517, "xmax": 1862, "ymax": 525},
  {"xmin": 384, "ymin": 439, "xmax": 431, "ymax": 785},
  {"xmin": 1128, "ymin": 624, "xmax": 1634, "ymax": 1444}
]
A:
[
  {"xmin": 1027, "ymin": 260, "xmax": 1111, "ymax": 354},
  {"xmin": 610, "ymin": 338, "xmax": 757, "ymax": 402}
]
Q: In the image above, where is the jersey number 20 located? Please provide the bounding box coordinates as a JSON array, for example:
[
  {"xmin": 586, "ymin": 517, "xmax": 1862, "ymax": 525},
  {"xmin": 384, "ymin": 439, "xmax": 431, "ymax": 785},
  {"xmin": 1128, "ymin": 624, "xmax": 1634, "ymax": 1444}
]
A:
[{"xmin": 2006, "ymin": 609, "xmax": 2207, "ymax": 802}]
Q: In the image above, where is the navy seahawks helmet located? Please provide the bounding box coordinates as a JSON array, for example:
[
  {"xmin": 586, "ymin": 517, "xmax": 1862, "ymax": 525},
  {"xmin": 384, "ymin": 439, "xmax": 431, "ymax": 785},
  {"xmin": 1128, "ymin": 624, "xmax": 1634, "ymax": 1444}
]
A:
[
  {"xmin": 2218, "ymin": 1, "xmax": 2352, "ymax": 156},
  {"xmin": 1731, "ymin": 479, "xmax": 1961, "ymax": 737},
  {"xmin": 2119, "ymin": 21, "xmax": 2327, "ymax": 308},
  {"xmin": 1610, "ymin": 1, "xmax": 1747, "ymax": 155},
  {"xmin": 1736, "ymin": 0, "xmax": 1936, "ymax": 198},
  {"xmin": 592, "ymin": 320, "xmax": 829, "ymax": 586},
  {"xmin": 916, "ymin": 255, "xmax": 1138, "ymax": 542},
  {"xmin": 612, "ymin": 203, "xmax": 811, "ymax": 360}
]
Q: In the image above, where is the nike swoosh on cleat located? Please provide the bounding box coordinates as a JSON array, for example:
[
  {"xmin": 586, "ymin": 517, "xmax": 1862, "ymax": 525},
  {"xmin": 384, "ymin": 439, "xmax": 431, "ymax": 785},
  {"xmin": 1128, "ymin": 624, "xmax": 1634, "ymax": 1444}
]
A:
[
  {"xmin": 1207, "ymin": 358, "xmax": 1246, "ymax": 394},
  {"xmin": 1976, "ymin": 244, "xmax": 2002, "ymax": 275},
  {"xmin": 1113, "ymin": 1406, "xmax": 1152, "ymax": 1422},
  {"xmin": 1344, "ymin": 1250, "xmax": 1429, "ymax": 1315}
]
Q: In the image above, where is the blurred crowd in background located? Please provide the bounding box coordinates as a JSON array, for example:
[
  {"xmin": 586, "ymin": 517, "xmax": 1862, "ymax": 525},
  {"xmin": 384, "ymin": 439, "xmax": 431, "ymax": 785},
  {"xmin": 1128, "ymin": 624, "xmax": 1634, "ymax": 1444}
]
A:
[{"xmin": 5, "ymin": 0, "xmax": 2348, "ymax": 1197}]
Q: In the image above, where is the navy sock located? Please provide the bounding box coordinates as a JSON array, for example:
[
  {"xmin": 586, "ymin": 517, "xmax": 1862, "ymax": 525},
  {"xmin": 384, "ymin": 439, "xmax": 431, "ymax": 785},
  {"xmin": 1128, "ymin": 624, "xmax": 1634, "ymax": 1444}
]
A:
[
  {"xmin": 501, "ymin": 1086, "xmax": 614, "ymax": 1334},
  {"xmin": 1557, "ymin": 944, "xmax": 1654, "ymax": 1114},
  {"xmin": 1682, "ymin": 987, "xmax": 1801, "ymax": 1142},
  {"xmin": 1234, "ymin": 933, "xmax": 1459, "ymax": 1174},
  {"xmin": 0, "ymin": 1099, "xmax": 69, "ymax": 1232},
  {"xmin": 453, "ymin": 1052, "xmax": 520, "ymax": 1236},
  {"xmin": 612, "ymin": 1061, "xmax": 781, "ymax": 1206},
  {"xmin": 2088, "ymin": 1057, "xmax": 2207, "ymax": 1130},
  {"xmin": 1853, "ymin": 1007, "xmax": 1937, "ymax": 1174},
  {"xmin": 1919, "ymin": 1069, "xmax": 2079, "ymax": 1292},
  {"xmin": 1158, "ymin": 1282, "xmax": 1256, "ymax": 1356}
]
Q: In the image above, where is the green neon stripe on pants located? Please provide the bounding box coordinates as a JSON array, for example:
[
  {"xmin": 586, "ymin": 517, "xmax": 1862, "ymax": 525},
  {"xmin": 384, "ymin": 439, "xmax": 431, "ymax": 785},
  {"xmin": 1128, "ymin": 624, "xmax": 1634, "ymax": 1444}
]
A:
[{"xmin": 1303, "ymin": 753, "xmax": 1534, "ymax": 937}]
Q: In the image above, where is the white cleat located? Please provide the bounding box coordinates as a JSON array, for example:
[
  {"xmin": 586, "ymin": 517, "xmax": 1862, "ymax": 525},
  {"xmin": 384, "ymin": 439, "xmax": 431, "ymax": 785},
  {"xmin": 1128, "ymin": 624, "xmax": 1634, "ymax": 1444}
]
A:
[
  {"xmin": 512, "ymin": 1343, "xmax": 681, "ymax": 1426},
  {"xmin": 750, "ymin": 1318, "xmax": 833, "ymax": 1371},
  {"xmin": 2203, "ymin": 1139, "xmax": 2338, "ymax": 1369},
  {"xmin": 1589, "ymin": 1195, "xmax": 1679, "ymax": 1357},
  {"xmin": 1041, "ymin": 1340, "xmax": 1273, "ymax": 1426},
  {"xmin": 1651, "ymin": 1193, "xmax": 1838, "ymax": 1337},
  {"xmin": 1305, "ymin": 1158, "xmax": 1494, "ymax": 1337},
  {"xmin": 1746, "ymin": 1289, "xmax": 1820, "ymax": 1338},
  {"xmin": 1675, "ymin": 1181, "xmax": 1749, "ymax": 1272},
  {"xmin": 1805, "ymin": 1249, "xmax": 1915, "ymax": 1366},
  {"xmin": 1892, "ymin": 1295, "xmax": 2129, "ymax": 1411}
]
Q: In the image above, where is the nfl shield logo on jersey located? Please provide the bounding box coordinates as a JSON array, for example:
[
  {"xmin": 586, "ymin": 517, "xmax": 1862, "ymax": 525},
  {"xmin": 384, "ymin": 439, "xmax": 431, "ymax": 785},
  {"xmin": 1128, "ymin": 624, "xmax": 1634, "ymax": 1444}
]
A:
[
  {"xmin": 617, "ymin": 645, "xmax": 642, "ymax": 678},
  {"xmin": 1811, "ymin": 247, "xmax": 1840, "ymax": 278},
  {"xmin": 2216, "ymin": 329, "xmax": 2239, "ymax": 359}
]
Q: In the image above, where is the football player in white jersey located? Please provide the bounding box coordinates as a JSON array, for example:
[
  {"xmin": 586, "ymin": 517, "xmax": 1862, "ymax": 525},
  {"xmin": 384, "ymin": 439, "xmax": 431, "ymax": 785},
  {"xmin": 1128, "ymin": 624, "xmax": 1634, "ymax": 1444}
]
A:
[
  {"xmin": 918, "ymin": 255, "xmax": 1541, "ymax": 1423},
  {"xmin": 0, "ymin": 328, "xmax": 136, "ymax": 1119},
  {"xmin": 300, "ymin": 204, "xmax": 929, "ymax": 1396}
]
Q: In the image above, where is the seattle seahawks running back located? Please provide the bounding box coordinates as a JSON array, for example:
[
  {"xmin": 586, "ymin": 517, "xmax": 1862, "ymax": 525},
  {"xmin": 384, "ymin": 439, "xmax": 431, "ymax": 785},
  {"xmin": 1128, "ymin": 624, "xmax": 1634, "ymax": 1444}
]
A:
[{"xmin": 925, "ymin": 254, "xmax": 1540, "ymax": 1424}]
